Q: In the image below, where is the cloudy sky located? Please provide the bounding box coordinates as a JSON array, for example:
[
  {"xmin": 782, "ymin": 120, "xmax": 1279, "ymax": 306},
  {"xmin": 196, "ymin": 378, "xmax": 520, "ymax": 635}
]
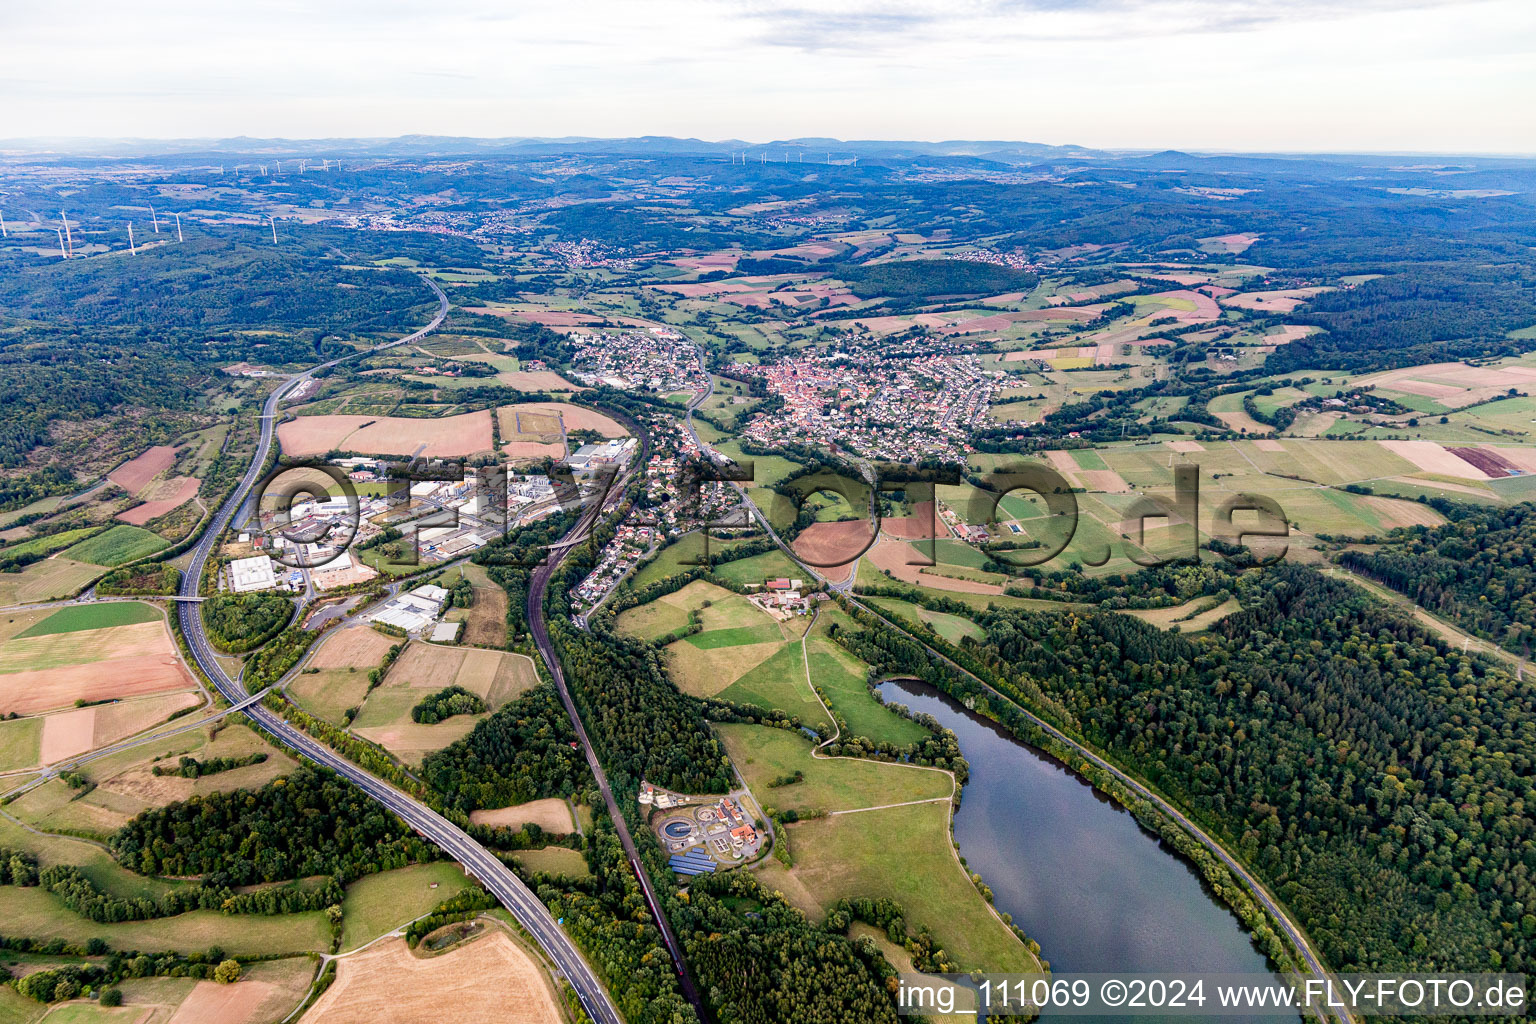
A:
[{"xmin": 4, "ymin": 0, "xmax": 1532, "ymax": 152}]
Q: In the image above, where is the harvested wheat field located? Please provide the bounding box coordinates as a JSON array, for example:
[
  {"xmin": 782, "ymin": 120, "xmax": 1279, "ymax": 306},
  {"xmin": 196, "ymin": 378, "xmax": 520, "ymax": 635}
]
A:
[
  {"xmin": 166, "ymin": 974, "xmax": 304, "ymax": 1024},
  {"xmin": 1378, "ymin": 440, "xmax": 1492, "ymax": 480},
  {"xmin": 881, "ymin": 502, "xmax": 940, "ymax": 540},
  {"xmin": 1362, "ymin": 495, "xmax": 1446, "ymax": 529},
  {"xmin": 37, "ymin": 692, "xmax": 200, "ymax": 764},
  {"xmin": 1220, "ymin": 287, "xmax": 1331, "ymax": 313},
  {"xmin": 304, "ymin": 932, "xmax": 561, "ymax": 1024},
  {"xmin": 1254, "ymin": 439, "xmax": 1287, "ymax": 452},
  {"xmin": 309, "ymin": 623, "xmax": 398, "ymax": 670},
  {"xmin": 792, "ymin": 520, "xmax": 874, "ymax": 582},
  {"xmin": 385, "ymin": 643, "xmax": 537, "ymax": 705},
  {"xmin": 499, "ymin": 401, "xmax": 627, "ymax": 438},
  {"xmin": 278, "ymin": 412, "xmax": 494, "ymax": 458},
  {"xmin": 469, "ymin": 797, "xmax": 577, "ymax": 833},
  {"xmin": 117, "ymin": 476, "xmax": 201, "ymax": 525},
  {"xmin": 867, "ymin": 536, "xmax": 1004, "ymax": 595},
  {"xmin": 351, "ymin": 643, "xmax": 538, "ymax": 763},
  {"xmin": 1078, "ymin": 470, "xmax": 1131, "ymax": 493},
  {"xmin": 109, "ymin": 445, "xmax": 180, "ymax": 493},
  {"xmin": 0, "ymin": 619, "xmax": 196, "ymax": 716},
  {"xmin": 498, "ymin": 369, "xmax": 582, "ymax": 391},
  {"xmin": 1166, "ymin": 440, "xmax": 1205, "ymax": 453}
]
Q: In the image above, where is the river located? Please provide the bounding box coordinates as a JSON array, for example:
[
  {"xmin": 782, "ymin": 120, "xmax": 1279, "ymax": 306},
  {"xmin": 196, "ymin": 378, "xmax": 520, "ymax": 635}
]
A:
[{"xmin": 877, "ymin": 678, "xmax": 1289, "ymax": 1021}]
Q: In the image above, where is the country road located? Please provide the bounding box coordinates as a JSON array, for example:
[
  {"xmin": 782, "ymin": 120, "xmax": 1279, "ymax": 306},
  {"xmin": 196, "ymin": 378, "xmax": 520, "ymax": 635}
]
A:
[{"xmin": 173, "ymin": 273, "xmax": 627, "ymax": 1024}]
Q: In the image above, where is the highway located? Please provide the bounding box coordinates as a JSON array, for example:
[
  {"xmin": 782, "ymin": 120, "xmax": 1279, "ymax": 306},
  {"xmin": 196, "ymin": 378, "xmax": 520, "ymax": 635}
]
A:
[
  {"xmin": 174, "ymin": 274, "xmax": 626, "ymax": 1024},
  {"xmin": 520, "ymin": 408, "xmax": 708, "ymax": 1014}
]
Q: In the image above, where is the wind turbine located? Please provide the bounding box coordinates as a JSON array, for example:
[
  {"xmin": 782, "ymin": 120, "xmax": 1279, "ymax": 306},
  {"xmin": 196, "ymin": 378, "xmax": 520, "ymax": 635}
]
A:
[
  {"xmin": 127, "ymin": 222, "xmax": 136, "ymax": 255},
  {"xmin": 60, "ymin": 212, "xmax": 73, "ymax": 256},
  {"xmin": 0, "ymin": 210, "xmax": 7, "ymax": 238},
  {"xmin": 175, "ymin": 212, "xmax": 184, "ymax": 242},
  {"xmin": 270, "ymin": 216, "xmax": 278, "ymax": 244},
  {"xmin": 149, "ymin": 204, "xmax": 160, "ymax": 233},
  {"xmin": 56, "ymin": 227, "xmax": 68, "ymax": 259}
]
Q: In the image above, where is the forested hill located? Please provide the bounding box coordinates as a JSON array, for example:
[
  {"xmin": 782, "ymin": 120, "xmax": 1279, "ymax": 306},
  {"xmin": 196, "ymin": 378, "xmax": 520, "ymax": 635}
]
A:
[
  {"xmin": 963, "ymin": 563, "xmax": 1533, "ymax": 976},
  {"xmin": 1339, "ymin": 502, "xmax": 1536, "ymax": 655},
  {"xmin": 0, "ymin": 233, "xmax": 431, "ymax": 331}
]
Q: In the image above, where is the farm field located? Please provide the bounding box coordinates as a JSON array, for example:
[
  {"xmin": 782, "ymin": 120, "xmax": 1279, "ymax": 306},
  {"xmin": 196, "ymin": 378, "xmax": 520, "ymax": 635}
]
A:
[
  {"xmin": 1123, "ymin": 597, "xmax": 1243, "ymax": 631},
  {"xmin": 30, "ymin": 958, "xmax": 316, "ymax": 1024},
  {"xmin": 614, "ymin": 578, "xmax": 737, "ymax": 642},
  {"xmin": 753, "ymin": 801, "xmax": 1038, "ymax": 975},
  {"xmin": 288, "ymin": 623, "xmax": 399, "ymax": 724},
  {"xmin": 511, "ymin": 846, "xmax": 592, "ymax": 880},
  {"xmin": 116, "ymin": 475, "xmax": 201, "ymax": 526},
  {"xmin": 349, "ymin": 642, "xmax": 537, "ymax": 765},
  {"xmin": 0, "ymin": 601, "xmax": 196, "ymax": 721},
  {"xmin": 0, "ymin": 560, "xmax": 106, "ymax": 605},
  {"xmin": 800, "ymin": 608, "xmax": 930, "ymax": 746},
  {"xmin": 11, "ymin": 722, "xmax": 295, "ymax": 835},
  {"xmin": 644, "ymin": 583, "xmax": 813, "ymax": 711},
  {"xmin": 277, "ymin": 411, "xmax": 495, "ymax": 457},
  {"xmin": 30, "ymin": 692, "xmax": 203, "ymax": 767},
  {"xmin": 60, "ymin": 526, "xmax": 168, "ymax": 567},
  {"xmin": 441, "ymin": 563, "xmax": 508, "ymax": 647},
  {"xmin": 107, "ymin": 445, "xmax": 179, "ymax": 493},
  {"xmin": 302, "ymin": 931, "xmax": 563, "ymax": 1024},
  {"xmin": 16, "ymin": 602, "xmax": 160, "ymax": 635},
  {"xmin": 628, "ymin": 533, "xmax": 764, "ymax": 589},
  {"xmin": 865, "ymin": 597, "xmax": 984, "ymax": 644},
  {"xmin": 0, "ymin": 885, "xmax": 330, "ymax": 957},
  {"xmin": 0, "ymin": 526, "xmax": 98, "ymax": 561},
  {"xmin": 468, "ymin": 797, "xmax": 579, "ymax": 833},
  {"xmin": 713, "ymin": 723, "xmax": 950, "ymax": 817},
  {"xmin": 339, "ymin": 862, "xmax": 478, "ymax": 950},
  {"xmin": 707, "ymin": 549, "xmax": 804, "ymax": 588},
  {"xmin": 497, "ymin": 401, "xmax": 627, "ymax": 440},
  {"xmin": 715, "ymin": 642, "xmax": 831, "ymax": 729}
]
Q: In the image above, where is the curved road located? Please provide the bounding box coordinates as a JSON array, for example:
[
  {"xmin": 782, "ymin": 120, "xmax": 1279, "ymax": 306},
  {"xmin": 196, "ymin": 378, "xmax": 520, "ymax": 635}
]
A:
[{"xmin": 175, "ymin": 275, "xmax": 626, "ymax": 1024}]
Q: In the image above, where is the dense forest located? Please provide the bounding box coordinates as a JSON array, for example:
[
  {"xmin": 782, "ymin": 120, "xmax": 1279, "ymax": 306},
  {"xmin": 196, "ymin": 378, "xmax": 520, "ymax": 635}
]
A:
[
  {"xmin": 933, "ymin": 564, "xmax": 1535, "ymax": 976},
  {"xmin": 1279, "ymin": 263, "xmax": 1536, "ymax": 372},
  {"xmin": 410, "ymin": 684, "xmax": 487, "ymax": 724},
  {"xmin": 835, "ymin": 257, "xmax": 1036, "ymax": 301},
  {"xmin": 538, "ymin": 822, "xmax": 699, "ymax": 1024},
  {"xmin": 423, "ymin": 685, "xmax": 590, "ymax": 811},
  {"xmin": 200, "ymin": 592, "xmax": 293, "ymax": 653},
  {"xmin": 550, "ymin": 617, "xmax": 734, "ymax": 799},
  {"xmin": 1339, "ymin": 502, "xmax": 1536, "ymax": 654},
  {"xmin": 109, "ymin": 766, "xmax": 436, "ymax": 885},
  {"xmin": 0, "ymin": 234, "xmax": 431, "ymax": 331},
  {"xmin": 677, "ymin": 871, "xmax": 898, "ymax": 1024}
]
